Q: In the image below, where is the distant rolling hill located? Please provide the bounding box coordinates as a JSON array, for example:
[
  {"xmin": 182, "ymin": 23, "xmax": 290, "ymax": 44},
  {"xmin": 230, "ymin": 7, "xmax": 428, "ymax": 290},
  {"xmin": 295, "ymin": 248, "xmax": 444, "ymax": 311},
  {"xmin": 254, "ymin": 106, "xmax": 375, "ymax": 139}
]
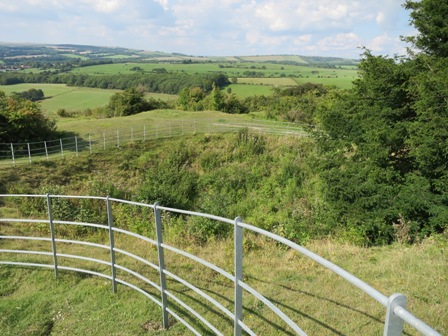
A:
[{"xmin": 0, "ymin": 42, "xmax": 359, "ymax": 66}]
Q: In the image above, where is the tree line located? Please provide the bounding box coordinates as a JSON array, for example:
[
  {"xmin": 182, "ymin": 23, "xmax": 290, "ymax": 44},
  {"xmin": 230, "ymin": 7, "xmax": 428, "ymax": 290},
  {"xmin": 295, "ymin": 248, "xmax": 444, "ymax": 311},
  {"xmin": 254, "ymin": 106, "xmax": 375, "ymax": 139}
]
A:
[{"xmin": 0, "ymin": 71, "xmax": 230, "ymax": 95}]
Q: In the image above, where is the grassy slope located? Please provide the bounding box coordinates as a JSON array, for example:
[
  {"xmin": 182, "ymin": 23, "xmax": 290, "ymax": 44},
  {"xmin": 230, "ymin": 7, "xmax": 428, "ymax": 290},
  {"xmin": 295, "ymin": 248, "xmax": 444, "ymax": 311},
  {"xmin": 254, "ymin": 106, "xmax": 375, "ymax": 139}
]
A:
[
  {"xmin": 55, "ymin": 109, "xmax": 254, "ymax": 136},
  {"xmin": 0, "ymin": 84, "xmax": 178, "ymax": 117},
  {"xmin": 0, "ymin": 232, "xmax": 446, "ymax": 336},
  {"xmin": 0, "ymin": 127, "xmax": 446, "ymax": 335}
]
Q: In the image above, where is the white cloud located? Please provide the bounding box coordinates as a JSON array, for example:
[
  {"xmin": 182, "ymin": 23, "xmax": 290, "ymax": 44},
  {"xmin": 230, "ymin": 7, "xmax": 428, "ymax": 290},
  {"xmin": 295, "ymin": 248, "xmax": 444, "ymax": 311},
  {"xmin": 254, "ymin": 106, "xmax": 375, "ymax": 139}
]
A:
[{"xmin": 0, "ymin": 0, "xmax": 412, "ymax": 58}]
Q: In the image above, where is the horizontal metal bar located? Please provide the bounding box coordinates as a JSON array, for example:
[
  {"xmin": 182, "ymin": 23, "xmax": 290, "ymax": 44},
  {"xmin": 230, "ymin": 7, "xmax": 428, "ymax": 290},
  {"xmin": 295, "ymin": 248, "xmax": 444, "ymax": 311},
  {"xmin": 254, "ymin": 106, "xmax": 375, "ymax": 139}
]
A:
[
  {"xmin": 111, "ymin": 227, "xmax": 157, "ymax": 245},
  {"xmin": 0, "ymin": 249, "xmax": 52, "ymax": 256},
  {"xmin": 165, "ymin": 290, "xmax": 224, "ymax": 336},
  {"xmin": 0, "ymin": 236, "xmax": 51, "ymax": 242},
  {"xmin": 113, "ymin": 247, "xmax": 159, "ymax": 271},
  {"xmin": 114, "ymin": 277, "xmax": 162, "ymax": 308},
  {"xmin": 394, "ymin": 306, "xmax": 442, "ymax": 336},
  {"xmin": 158, "ymin": 206, "xmax": 234, "ymax": 225},
  {"xmin": 0, "ymin": 194, "xmax": 46, "ymax": 198},
  {"xmin": 237, "ymin": 221, "xmax": 389, "ymax": 307},
  {"xmin": 49, "ymin": 194, "xmax": 107, "ymax": 201},
  {"xmin": 55, "ymin": 239, "xmax": 109, "ymax": 250},
  {"xmin": 53, "ymin": 220, "xmax": 108, "ymax": 229},
  {"xmin": 108, "ymin": 198, "xmax": 155, "ymax": 209},
  {"xmin": 0, "ymin": 261, "xmax": 54, "ymax": 269},
  {"xmin": 0, "ymin": 218, "xmax": 48, "ymax": 224},
  {"xmin": 239, "ymin": 281, "xmax": 307, "ymax": 336},
  {"xmin": 165, "ymin": 308, "xmax": 201, "ymax": 336},
  {"xmin": 161, "ymin": 243, "xmax": 234, "ymax": 281},
  {"xmin": 56, "ymin": 253, "xmax": 110, "ymax": 267},
  {"xmin": 163, "ymin": 269, "xmax": 235, "ymax": 321},
  {"xmin": 114, "ymin": 264, "xmax": 161, "ymax": 291}
]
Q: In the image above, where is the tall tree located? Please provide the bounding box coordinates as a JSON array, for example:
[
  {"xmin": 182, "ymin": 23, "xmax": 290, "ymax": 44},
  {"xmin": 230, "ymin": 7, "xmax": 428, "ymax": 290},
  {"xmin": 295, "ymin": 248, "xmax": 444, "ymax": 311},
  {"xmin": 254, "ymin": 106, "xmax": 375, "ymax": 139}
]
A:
[{"xmin": 404, "ymin": 0, "xmax": 448, "ymax": 57}]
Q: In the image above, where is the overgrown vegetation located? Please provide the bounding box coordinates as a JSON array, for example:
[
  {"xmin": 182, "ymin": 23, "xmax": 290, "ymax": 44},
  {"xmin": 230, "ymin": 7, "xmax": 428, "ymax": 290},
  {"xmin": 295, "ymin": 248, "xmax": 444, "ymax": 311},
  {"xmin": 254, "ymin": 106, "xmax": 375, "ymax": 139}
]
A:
[
  {"xmin": 309, "ymin": 0, "xmax": 448, "ymax": 244},
  {"xmin": 0, "ymin": 91, "xmax": 57, "ymax": 143}
]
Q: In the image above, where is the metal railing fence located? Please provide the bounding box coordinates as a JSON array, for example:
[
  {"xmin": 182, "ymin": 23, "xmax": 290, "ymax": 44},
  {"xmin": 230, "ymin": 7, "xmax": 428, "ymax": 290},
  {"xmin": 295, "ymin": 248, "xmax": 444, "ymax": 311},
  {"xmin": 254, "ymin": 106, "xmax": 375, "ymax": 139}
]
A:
[
  {"xmin": 0, "ymin": 119, "xmax": 307, "ymax": 167},
  {"xmin": 0, "ymin": 194, "xmax": 442, "ymax": 336}
]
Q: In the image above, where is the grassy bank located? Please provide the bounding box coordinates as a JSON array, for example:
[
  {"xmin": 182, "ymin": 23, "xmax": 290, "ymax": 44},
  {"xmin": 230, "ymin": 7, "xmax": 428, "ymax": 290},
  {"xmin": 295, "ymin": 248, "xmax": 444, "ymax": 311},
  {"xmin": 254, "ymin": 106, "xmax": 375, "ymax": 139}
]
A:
[
  {"xmin": 0, "ymin": 230, "xmax": 446, "ymax": 335},
  {"xmin": 0, "ymin": 127, "xmax": 446, "ymax": 335}
]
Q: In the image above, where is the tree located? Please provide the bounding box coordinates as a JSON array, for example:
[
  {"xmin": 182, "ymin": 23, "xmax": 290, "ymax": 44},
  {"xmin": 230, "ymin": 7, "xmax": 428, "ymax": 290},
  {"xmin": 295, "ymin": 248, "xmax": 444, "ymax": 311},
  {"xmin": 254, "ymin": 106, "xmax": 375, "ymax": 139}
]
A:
[
  {"xmin": 0, "ymin": 90, "xmax": 56, "ymax": 143},
  {"xmin": 107, "ymin": 88, "xmax": 149, "ymax": 117},
  {"xmin": 404, "ymin": 0, "xmax": 448, "ymax": 57},
  {"xmin": 309, "ymin": 0, "xmax": 448, "ymax": 244}
]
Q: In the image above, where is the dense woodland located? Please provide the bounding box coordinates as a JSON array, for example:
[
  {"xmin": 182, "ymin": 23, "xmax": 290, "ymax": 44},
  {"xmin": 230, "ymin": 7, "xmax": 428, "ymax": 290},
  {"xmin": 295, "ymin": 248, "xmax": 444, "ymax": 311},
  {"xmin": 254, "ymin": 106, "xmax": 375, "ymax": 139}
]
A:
[{"xmin": 0, "ymin": 0, "xmax": 447, "ymax": 245}]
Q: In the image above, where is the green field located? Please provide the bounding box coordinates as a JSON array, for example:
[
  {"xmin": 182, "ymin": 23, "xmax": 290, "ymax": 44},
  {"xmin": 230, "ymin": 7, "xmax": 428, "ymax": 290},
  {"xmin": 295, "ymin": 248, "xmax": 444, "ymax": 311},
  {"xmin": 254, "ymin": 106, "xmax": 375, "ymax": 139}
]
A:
[
  {"xmin": 0, "ymin": 84, "xmax": 177, "ymax": 117},
  {"xmin": 61, "ymin": 53, "xmax": 89, "ymax": 60},
  {"xmin": 294, "ymin": 76, "xmax": 357, "ymax": 89},
  {"xmin": 68, "ymin": 62, "xmax": 358, "ymax": 89},
  {"xmin": 237, "ymin": 77, "xmax": 297, "ymax": 86},
  {"xmin": 228, "ymin": 84, "xmax": 273, "ymax": 97}
]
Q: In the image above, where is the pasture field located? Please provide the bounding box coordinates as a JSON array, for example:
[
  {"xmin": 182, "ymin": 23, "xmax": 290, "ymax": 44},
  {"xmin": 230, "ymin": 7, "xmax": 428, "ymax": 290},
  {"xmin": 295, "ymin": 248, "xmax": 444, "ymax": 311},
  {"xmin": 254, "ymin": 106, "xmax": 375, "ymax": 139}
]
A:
[
  {"xmin": 228, "ymin": 84, "xmax": 273, "ymax": 97},
  {"xmin": 236, "ymin": 77, "xmax": 297, "ymax": 86},
  {"xmin": 68, "ymin": 62, "xmax": 358, "ymax": 88},
  {"xmin": 0, "ymin": 84, "xmax": 177, "ymax": 117},
  {"xmin": 61, "ymin": 53, "xmax": 89, "ymax": 60},
  {"xmin": 294, "ymin": 76, "xmax": 358, "ymax": 89}
]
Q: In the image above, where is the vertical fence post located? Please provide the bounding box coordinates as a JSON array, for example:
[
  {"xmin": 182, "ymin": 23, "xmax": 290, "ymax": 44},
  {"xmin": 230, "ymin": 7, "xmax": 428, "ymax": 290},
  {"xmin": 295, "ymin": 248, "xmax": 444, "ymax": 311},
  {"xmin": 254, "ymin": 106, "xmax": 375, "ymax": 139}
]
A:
[
  {"xmin": 89, "ymin": 134, "xmax": 92, "ymax": 154},
  {"xmin": 103, "ymin": 131, "xmax": 106, "ymax": 150},
  {"xmin": 44, "ymin": 141, "xmax": 49, "ymax": 159},
  {"xmin": 106, "ymin": 196, "xmax": 117, "ymax": 293},
  {"xmin": 60, "ymin": 139, "xmax": 64, "ymax": 158},
  {"xmin": 384, "ymin": 293, "xmax": 407, "ymax": 336},
  {"xmin": 154, "ymin": 202, "xmax": 169, "ymax": 328},
  {"xmin": 27, "ymin": 143, "xmax": 32, "ymax": 164},
  {"xmin": 75, "ymin": 137, "xmax": 79, "ymax": 157},
  {"xmin": 46, "ymin": 194, "xmax": 58, "ymax": 277},
  {"xmin": 10, "ymin": 143, "xmax": 15, "ymax": 167},
  {"xmin": 234, "ymin": 216, "xmax": 243, "ymax": 336}
]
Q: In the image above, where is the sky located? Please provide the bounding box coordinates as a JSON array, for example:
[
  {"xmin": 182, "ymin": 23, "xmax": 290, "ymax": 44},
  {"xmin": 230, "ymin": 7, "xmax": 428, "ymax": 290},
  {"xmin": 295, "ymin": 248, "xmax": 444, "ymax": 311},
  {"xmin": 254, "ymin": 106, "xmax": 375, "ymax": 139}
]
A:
[{"xmin": 0, "ymin": 0, "xmax": 415, "ymax": 59}]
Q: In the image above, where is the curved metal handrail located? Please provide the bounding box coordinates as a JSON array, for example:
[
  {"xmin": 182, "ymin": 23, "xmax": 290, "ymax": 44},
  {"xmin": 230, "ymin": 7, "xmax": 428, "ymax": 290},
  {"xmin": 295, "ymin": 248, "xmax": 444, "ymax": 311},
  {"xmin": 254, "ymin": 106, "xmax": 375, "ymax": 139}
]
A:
[{"xmin": 0, "ymin": 194, "xmax": 442, "ymax": 336}]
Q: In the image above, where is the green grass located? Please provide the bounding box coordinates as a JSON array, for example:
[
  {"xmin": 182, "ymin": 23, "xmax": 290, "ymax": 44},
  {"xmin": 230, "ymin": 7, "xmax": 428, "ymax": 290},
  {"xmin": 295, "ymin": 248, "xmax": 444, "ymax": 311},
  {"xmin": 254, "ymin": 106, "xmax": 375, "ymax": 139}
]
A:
[
  {"xmin": 67, "ymin": 62, "xmax": 358, "ymax": 89},
  {"xmin": 236, "ymin": 78, "xmax": 297, "ymax": 86},
  {"xmin": 0, "ymin": 228, "xmax": 446, "ymax": 335},
  {"xmin": 294, "ymin": 76, "xmax": 358, "ymax": 89},
  {"xmin": 0, "ymin": 84, "xmax": 178, "ymax": 118},
  {"xmin": 228, "ymin": 84, "xmax": 274, "ymax": 97},
  {"xmin": 61, "ymin": 54, "xmax": 89, "ymax": 60},
  {"xmin": 55, "ymin": 109, "xmax": 254, "ymax": 136},
  {"xmin": 0, "ymin": 130, "xmax": 445, "ymax": 335}
]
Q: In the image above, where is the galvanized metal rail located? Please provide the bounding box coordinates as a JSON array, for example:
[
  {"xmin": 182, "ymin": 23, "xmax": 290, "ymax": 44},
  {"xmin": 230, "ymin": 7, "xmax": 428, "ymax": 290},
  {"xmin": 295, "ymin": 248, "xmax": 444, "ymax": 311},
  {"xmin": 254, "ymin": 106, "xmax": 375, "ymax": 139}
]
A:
[{"xmin": 0, "ymin": 194, "xmax": 442, "ymax": 336}]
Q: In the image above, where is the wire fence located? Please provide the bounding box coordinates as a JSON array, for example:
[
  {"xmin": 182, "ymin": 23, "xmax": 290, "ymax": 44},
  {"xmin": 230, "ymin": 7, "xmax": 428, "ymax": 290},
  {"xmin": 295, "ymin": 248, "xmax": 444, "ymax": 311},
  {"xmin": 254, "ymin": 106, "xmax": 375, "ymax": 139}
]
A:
[{"xmin": 0, "ymin": 119, "xmax": 307, "ymax": 167}]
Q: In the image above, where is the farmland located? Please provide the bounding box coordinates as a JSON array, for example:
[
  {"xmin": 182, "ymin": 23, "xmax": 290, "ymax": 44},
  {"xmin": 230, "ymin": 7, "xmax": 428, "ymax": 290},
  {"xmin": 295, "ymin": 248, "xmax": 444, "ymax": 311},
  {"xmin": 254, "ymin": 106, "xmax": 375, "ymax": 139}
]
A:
[
  {"xmin": 0, "ymin": 84, "xmax": 177, "ymax": 117},
  {"xmin": 67, "ymin": 61, "xmax": 358, "ymax": 89}
]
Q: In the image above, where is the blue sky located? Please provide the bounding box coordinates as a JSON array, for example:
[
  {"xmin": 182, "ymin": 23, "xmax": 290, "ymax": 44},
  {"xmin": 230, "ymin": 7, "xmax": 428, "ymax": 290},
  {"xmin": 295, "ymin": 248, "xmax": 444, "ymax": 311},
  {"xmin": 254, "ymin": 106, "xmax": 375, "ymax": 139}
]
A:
[{"xmin": 0, "ymin": 0, "xmax": 415, "ymax": 59}]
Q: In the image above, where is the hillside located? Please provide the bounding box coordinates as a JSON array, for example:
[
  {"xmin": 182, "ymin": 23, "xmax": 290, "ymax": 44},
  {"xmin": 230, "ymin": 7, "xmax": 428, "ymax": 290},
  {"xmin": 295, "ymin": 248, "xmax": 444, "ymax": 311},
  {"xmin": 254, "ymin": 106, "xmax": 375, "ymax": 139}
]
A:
[
  {"xmin": 0, "ymin": 132, "xmax": 446, "ymax": 335},
  {"xmin": 0, "ymin": 43, "xmax": 359, "ymax": 66}
]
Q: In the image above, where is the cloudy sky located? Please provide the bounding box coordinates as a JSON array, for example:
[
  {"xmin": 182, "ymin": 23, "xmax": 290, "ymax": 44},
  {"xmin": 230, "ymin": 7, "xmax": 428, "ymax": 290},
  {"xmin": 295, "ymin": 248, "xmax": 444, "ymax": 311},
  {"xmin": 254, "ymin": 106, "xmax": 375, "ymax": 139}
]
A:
[{"xmin": 0, "ymin": 0, "xmax": 415, "ymax": 59}]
